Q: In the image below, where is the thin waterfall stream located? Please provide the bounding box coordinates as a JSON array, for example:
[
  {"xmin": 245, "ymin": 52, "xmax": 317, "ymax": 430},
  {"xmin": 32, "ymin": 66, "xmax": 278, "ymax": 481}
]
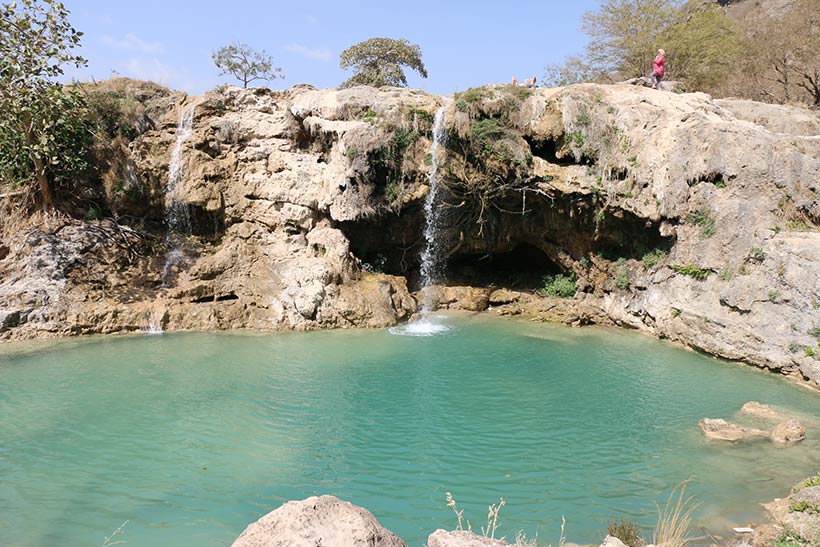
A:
[{"xmin": 161, "ymin": 105, "xmax": 195, "ymax": 287}]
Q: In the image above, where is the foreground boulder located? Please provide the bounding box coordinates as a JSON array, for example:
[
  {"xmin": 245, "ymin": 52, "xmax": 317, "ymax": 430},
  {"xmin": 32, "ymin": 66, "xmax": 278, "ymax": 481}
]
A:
[
  {"xmin": 761, "ymin": 484, "xmax": 820, "ymax": 546},
  {"xmin": 599, "ymin": 536, "xmax": 629, "ymax": 547},
  {"xmin": 231, "ymin": 495, "xmax": 407, "ymax": 547},
  {"xmin": 699, "ymin": 418, "xmax": 768, "ymax": 442},
  {"xmin": 427, "ymin": 530, "xmax": 511, "ymax": 547},
  {"xmin": 771, "ymin": 419, "xmax": 806, "ymax": 443}
]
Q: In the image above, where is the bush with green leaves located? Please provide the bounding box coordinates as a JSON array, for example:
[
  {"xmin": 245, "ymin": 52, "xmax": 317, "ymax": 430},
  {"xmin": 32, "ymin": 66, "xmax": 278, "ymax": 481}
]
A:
[
  {"xmin": 669, "ymin": 263, "xmax": 713, "ymax": 280},
  {"xmin": 687, "ymin": 208, "xmax": 716, "ymax": 239},
  {"xmin": 772, "ymin": 530, "xmax": 808, "ymax": 547},
  {"xmin": 0, "ymin": 0, "xmax": 89, "ymax": 208},
  {"xmin": 540, "ymin": 273, "xmax": 577, "ymax": 298},
  {"xmin": 641, "ymin": 248, "xmax": 667, "ymax": 268},
  {"xmin": 615, "ymin": 267, "xmax": 629, "ymax": 289}
]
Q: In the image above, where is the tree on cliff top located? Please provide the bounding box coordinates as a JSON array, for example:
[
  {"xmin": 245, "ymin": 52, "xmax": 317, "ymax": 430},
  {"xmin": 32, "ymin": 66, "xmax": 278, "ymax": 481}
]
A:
[
  {"xmin": 582, "ymin": 0, "xmax": 681, "ymax": 78},
  {"xmin": 339, "ymin": 37, "xmax": 427, "ymax": 88},
  {"xmin": 0, "ymin": 0, "xmax": 90, "ymax": 209},
  {"xmin": 212, "ymin": 42, "xmax": 284, "ymax": 88}
]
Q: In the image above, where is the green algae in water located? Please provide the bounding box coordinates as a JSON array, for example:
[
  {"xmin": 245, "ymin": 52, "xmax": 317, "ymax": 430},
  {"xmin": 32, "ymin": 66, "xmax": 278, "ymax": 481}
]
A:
[{"xmin": 2, "ymin": 315, "xmax": 820, "ymax": 546}]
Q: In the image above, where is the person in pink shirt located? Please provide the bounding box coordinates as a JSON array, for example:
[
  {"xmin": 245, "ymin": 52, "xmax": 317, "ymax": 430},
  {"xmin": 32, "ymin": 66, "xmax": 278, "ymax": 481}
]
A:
[{"xmin": 651, "ymin": 49, "xmax": 665, "ymax": 89}]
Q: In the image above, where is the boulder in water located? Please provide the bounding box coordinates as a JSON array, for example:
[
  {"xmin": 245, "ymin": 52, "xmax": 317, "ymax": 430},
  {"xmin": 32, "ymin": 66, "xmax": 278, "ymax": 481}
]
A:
[
  {"xmin": 699, "ymin": 418, "xmax": 769, "ymax": 442},
  {"xmin": 771, "ymin": 419, "xmax": 806, "ymax": 444},
  {"xmin": 740, "ymin": 401, "xmax": 780, "ymax": 419},
  {"xmin": 230, "ymin": 495, "xmax": 407, "ymax": 547}
]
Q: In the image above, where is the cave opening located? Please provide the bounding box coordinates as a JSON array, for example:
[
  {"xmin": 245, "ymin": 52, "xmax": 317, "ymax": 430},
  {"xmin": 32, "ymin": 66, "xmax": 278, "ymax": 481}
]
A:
[
  {"xmin": 447, "ymin": 242, "xmax": 563, "ymax": 291},
  {"xmin": 524, "ymin": 135, "xmax": 579, "ymax": 166}
]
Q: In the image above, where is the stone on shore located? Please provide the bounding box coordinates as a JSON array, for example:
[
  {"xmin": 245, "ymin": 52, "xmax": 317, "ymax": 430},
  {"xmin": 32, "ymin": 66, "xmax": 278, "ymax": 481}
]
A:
[
  {"xmin": 230, "ymin": 495, "xmax": 407, "ymax": 547},
  {"xmin": 427, "ymin": 530, "xmax": 511, "ymax": 547},
  {"xmin": 599, "ymin": 535, "xmax": 629, "ymax": 547},
  {"xmin": 771, "ymin": 419, "xmax": 806, "ymax": 444},
  {"xmin": 699, "ymin": 418, "xmax": 769, "ymax": 442}
]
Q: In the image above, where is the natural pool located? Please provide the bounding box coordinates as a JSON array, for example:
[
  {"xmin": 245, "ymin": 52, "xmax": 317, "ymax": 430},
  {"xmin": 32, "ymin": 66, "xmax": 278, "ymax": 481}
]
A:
[{"xmin": 2, "ymin": 314, "xmax": 820, "ymax": 547}]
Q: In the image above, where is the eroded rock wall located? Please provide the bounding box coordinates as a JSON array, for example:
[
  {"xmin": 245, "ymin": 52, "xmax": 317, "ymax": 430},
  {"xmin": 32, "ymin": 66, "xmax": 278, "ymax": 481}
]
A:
[{"xmin": 1, "ymin": 81, "xmax": 818, "ymax": 386}]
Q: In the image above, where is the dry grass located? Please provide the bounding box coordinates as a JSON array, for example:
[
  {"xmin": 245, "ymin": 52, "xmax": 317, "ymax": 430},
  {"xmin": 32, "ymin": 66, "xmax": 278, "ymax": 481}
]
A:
[
  {"xmin": 653, "ymin": 481, "xmax": 700, "ymax": 547},
  {"xmin": 101, "ymin": 520, "xmax": 128, "ymax": 546}
]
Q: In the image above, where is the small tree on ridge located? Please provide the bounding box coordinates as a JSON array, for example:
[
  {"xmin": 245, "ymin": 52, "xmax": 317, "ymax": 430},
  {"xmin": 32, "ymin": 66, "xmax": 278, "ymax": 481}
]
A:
[
  {"xmin": 212, "ymin": 42, "xmax": 283, "ymax": 88},
  {"xmin": 339, "ymin": 37, "xmax": 427, "ymax": 88}
]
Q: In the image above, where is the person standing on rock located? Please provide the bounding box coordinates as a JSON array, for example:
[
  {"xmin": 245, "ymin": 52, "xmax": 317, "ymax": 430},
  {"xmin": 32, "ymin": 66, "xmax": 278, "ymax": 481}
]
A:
[{"xmin": 651, "ymin": 49, "xmax": 665, "ymax": 89}]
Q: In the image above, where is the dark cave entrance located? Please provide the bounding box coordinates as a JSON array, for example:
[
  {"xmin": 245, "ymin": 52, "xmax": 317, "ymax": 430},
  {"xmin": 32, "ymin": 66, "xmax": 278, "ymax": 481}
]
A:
[
  {"xmin": 338, "ymin": 193, "xmax": 677, "ymax": 294},
  {"xmin": 446, "ymin": 243, "xmax": 563, "ymax": 291}
]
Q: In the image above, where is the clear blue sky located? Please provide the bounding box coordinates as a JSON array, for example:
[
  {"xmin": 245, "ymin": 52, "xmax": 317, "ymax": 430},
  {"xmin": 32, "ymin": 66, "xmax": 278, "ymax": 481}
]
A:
[{"xmin": 63, "ymin": 0, "xmax": 599, "ymax": 94}]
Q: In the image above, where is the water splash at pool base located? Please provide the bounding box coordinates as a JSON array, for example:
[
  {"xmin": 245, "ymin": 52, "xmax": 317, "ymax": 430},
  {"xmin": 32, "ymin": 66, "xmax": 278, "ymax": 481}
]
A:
[{"xmin": 389, "ymin": 315, "xmax": 451, "ymax": 336}]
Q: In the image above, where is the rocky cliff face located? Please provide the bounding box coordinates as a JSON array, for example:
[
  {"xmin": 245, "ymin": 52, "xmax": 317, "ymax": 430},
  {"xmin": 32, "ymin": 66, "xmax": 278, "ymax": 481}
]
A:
[{"xmin": 1, "ymin": 80, "xmax": 818, "ymax": 386}]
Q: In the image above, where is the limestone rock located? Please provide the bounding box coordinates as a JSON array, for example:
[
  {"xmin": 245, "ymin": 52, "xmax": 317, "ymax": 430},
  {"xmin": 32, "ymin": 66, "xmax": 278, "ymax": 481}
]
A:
[
  {"xmin": 427, "ymin": 530, "xmax": 511, "ymax": 547},
  {"xmin": 699, "ymin": 418, "xmax": 769, "ymax": 442},
  {"xmin": 230, "ymin": 495, "xmax": 407, "ymax": 547},
  {"xmin": 488, "ymin": 288, "xmax": 528, "ymax": 306},
  {"xmin": 2, "ymin": 80, "xmax": 819, "ymax": 394},
  {"xmin": 762, "ymin": 488, "xmax": 820, "ymax": 546},
  {"xmin": 599, "ymin": 536, "xmax": 629, "ymax": 547},
  {"xmin": 740, "ymin": 401, "xmax": 780, "ymax": 419},
  {"xmin": 771, "ymin": 419, "xmax": 806, "ymax": 444},
  {"xmin": 793, "ymin": 486, "xmax": 820, "ymax": 507},
  {"xmin": 436, "ymin": 286, "xmax": 492, "ymax": 312}
]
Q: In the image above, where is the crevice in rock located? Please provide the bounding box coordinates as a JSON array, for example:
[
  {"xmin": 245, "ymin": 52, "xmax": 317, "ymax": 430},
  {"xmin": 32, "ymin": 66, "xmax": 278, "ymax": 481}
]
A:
[
  {"xmin": 188, "ymin": 204, "xmax": 226, "ymax": 240},
  {"xmin": 688, "ymin": 171, "xmax": 731, "ymax": 187},
  {"xmin": 524, "ymin": 135, "xmax": 578, "ymax": 166},
  {"xmin": 191, "ymin": 292, "xmax": 239, "ymax": 304}
]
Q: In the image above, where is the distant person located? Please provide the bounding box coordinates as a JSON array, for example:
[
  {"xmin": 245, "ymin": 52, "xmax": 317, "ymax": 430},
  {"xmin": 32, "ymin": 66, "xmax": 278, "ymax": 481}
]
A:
[
  {"xmin": 651, "ymin": 49, "xmax": 665, "ymax": 89},
  {"xmin": 511, "ymin": 76, "xmax": 519, "ymax": 86},
  {"xmin": 524, "ymin": 75, "xmax": 537, "ymax": 88}
]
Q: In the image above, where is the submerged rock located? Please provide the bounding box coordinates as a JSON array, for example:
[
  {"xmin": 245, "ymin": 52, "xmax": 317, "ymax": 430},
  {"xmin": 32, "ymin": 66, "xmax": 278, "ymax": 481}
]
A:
[
  {"xmin": 427, "ymin": 530, "xmax": 511, "ymax": 547},
  {"xmin": 230, "ymin": 495, "xmax": 407, "ymax": 547},
  {"xmin": 740, "ymin": 401, "xmax": 780, "ymax": 419},
  {"xmin": 699, "ymin": 418, "xmax": 769, "ymax": 442},
  {"xmin": 771, "ymin": 419, "xmax": 806, "ymax": 443}
]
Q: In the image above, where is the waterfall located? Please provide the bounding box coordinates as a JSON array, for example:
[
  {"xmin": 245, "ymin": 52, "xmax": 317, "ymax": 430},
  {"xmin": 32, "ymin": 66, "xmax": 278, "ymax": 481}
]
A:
[
  {"xmin": 162, "ymin": 106, "xmax": 195, "ymax": 286},
  {"xmin": 418, "ymin": 103, "xmax": 449, "ymax": 313},
  {"xmin": 390, "ymin": 101, "xmax": 451, "ymax": 337}
]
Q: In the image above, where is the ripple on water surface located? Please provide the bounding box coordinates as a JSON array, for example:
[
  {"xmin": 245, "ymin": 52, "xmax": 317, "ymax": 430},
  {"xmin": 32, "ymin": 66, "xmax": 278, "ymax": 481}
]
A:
[{"xmin": 2, "ymin": 315, "xmax": 820, "ymax": 547}]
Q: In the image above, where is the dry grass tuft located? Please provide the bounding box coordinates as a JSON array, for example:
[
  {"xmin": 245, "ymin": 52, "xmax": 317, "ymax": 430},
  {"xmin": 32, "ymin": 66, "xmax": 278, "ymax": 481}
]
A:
[{"xmin": 653, "ymin": 481, "xmax": 700, "ymax": 547}]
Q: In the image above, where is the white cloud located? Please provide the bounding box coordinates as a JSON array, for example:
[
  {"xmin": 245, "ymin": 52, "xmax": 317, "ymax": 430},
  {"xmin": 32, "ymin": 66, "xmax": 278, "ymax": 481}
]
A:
[
  {"xmin": 124, "ymin": 58, "xmax": 193, "ymax": 90},
  {"xmin": 286, "ymin": 43, "xmax": 332, "ymax": 62},
  {"xmin": 101, "ymin": 33, "xmax": 164, "ymax": 54}
]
